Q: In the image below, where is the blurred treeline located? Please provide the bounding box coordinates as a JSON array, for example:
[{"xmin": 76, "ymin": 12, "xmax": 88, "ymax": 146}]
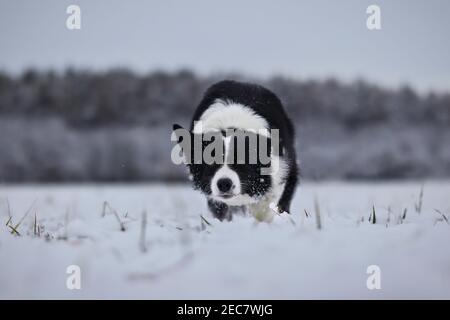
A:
[{"xmin": 0, "ymin": 69, "xmax": 449, "ymax": 182}]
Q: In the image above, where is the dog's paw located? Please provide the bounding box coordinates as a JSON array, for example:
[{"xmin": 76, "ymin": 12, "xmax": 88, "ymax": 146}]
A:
[{"xmin": 269, "ymin": 202, "xmax": 289, "ymax": 215}]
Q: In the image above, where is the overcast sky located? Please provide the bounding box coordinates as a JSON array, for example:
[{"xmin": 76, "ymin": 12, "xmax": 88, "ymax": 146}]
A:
[{"xmin": 1, "ymin": 0, "xmax": 449, "ymax": 93}]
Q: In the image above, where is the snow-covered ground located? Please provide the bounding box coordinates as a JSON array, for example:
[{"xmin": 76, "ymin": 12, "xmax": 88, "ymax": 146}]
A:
[{"xmin": 0, "ymin": 181, "xmax": 449, "ymax": 299}]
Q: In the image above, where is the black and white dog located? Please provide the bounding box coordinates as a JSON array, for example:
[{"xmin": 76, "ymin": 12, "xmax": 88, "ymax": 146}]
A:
[{"xmin": 172, "ymin": 80, "xmax": 298, "ymax": 221}]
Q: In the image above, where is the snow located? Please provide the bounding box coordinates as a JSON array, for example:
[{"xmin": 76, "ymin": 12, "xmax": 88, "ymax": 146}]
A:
[{"xmin": 0, "ymin": 181, "xmax": 449, "ymax": 299}]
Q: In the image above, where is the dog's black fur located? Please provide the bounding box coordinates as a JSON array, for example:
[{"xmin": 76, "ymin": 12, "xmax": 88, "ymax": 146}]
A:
[{"xmin": 173, "ymin": 80, "xmax": 298, "ymax": 221}]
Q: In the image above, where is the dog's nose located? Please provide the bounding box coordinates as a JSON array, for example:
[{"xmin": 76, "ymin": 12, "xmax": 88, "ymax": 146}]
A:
[{"xmin": 217, "ymin": 178, "xmax": 233, "ymax": 193}]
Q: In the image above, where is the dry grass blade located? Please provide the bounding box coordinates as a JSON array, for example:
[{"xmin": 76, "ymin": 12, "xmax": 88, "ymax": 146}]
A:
[
  {"xmin": 34, "ymin": 212, "xmax": 37, "ymax": 236},
  {"xmin": 415, "ymin": 185, "xmax": 424, "ymax": 214},
  {"xmin": 314, "ymin": 196, "xmax": 322, "ymax": 230},
  {"xmin": 200, "ymin": 214, "xmax": 212, "ymax": 227},
  {"xmin": 102, "ymin": 201, "xmax": 126, "ymax": 231},
  {"xmin": 8, "ymin": 224, "xmax": 21, "ymax": 236},
  {"xmin": 64, "ymin": 208, "xmax": 69, "ymax": 239},
  {"xmin": 139, "ymin": 210, "xmax": 148, "ymax": 253},
  {"xmin": 286, "ymin": 214, "xmax": 296, "ymax": 226},
  {"xmin": 13, "ymin": 199, "xmax": 37, "ymax": 231},
  {"xmin": 56, "ymin": 209, "xmax": 70, "ymax": 241},
  {"xmin": 5, "ymin": 216, "xmax": 12, "ymax": 227},
  {"xmin": 101, "ymin": 201, "xmax": 108, "ymax": 217},
  {"xmin": 369, "ymin": 205, "xmax": 377, "ymax": 224},
  {"xmin": 402, "ymin": 208, "xmax": 407, "ymax": 221},
  {"xmin": 304, "ymin": 209, "xmax": 310, "ymax": 218},
  {"xmin": 434, "ymin": 209, "xmax": 449, "ymax": 224}
]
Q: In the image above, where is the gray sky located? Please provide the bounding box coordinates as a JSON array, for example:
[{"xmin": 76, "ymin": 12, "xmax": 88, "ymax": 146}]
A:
[{"xmin": 1, "ymin": 0, "xmax": 449, "ymax": 93}]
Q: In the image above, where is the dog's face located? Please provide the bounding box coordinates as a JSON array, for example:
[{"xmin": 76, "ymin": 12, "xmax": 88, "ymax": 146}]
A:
[{"xmin": 173, "ymin": 125, "xmax": 274, "ymax": 206}]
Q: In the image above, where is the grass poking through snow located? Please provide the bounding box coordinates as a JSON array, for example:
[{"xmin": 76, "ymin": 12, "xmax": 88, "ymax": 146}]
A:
[
  {"xmin": 434, "ymin": 209, "xmax": 449, "ymax": 225},
  {"xmin": 102, "ymin": 201, "xmax": 126, "ymax": 232},
  {"xmin": 415, "ymin": 185, "xmax": 424, "ymax": 214},
  {"xmin": 199, "ymin": 214, "xmax": 213, "ymax": 231},
  {"xmin": 314, "ymin": 196, "xmax": 322, "ymax": 230},
  {"xmin": 369, "ymin": 205, "xmax": 377, "ymax": 224},
  {"xmin": 139, "ymin": 210, "xmax": 148, "ymax": 253}
]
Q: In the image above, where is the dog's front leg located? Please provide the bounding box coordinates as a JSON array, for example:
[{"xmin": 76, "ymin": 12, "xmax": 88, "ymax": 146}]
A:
[{"xmin": 207, "ymin": 198, "xmax": 231, "ymax": 221}]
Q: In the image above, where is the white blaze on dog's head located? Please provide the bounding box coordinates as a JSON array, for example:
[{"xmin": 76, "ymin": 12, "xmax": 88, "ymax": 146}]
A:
[
  {"xmin": 209, "ymin": 135, "xmax": 257, "ymax": 206},
  {"xmin": 193, "ymin": 99, "xmax": 269, "ymax": 135}
]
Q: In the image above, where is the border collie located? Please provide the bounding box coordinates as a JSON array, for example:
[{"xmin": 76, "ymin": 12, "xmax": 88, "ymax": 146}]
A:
[{"xmin": 172, "ymin": 80, "xmax": 298, "ymax": 221}]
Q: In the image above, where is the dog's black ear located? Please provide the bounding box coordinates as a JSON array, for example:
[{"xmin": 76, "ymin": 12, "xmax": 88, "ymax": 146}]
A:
[{"xmin": 173, "ymin": 123, "xmax": 183, "ymax": 131}]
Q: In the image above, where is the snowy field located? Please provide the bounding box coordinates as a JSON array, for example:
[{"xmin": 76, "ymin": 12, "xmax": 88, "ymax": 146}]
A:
[{"xmin": 0, "ymin": 181, "xmax": 449, "ymax": 299}]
